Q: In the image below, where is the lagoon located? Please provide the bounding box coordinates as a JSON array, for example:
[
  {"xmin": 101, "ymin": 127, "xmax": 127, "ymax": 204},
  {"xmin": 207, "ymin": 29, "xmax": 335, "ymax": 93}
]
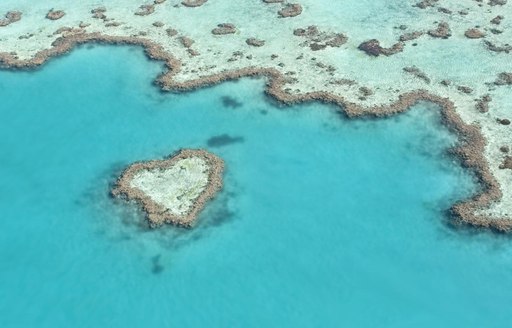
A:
[{"xmin": 0, "ymin": 45, "xmax": 511, "ymax": 327}]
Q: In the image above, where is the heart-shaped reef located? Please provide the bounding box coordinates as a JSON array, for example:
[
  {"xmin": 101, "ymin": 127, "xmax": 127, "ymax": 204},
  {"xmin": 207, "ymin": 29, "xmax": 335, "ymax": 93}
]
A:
[{"xmin": 112, "ymin": 149, "xmax": 224, "ymax": 227}]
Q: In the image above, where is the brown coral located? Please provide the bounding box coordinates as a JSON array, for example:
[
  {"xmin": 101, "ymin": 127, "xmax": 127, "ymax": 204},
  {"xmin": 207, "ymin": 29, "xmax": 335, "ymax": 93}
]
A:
[
  {"xmin": 278, "ymin": 3, "xmax": 302, "ymax": 18},
  {"xmin": 464, "ymin": 28, "xmax": 485, "ymax": 39},
  {"xmin": 135, "ymin": 4, "xmax": 155, "ymax": 16},
  {"xmin": 428, "ymin": 22, "xmax": 451, "ymax": 38},
  {"xmin": 182, "ymin": 0, "xmax": 208, "ymax": 7},
  {"xmin": 46, "ymin": 9, "xmax": 65, "ymax": 20},
  {"xmin": 211, "ymin": 23, "xmax": 236, "ymax": 35},
  {"xmin": 358, "ymin": 39, "xmax": 404, "ymax": 57},
  {"xmin": 246, "ymin": 38, "xmax": 265, "ymax": 47},
  {"xmin": 0, "ymin": 11, "xmax": 22, "ymax": 27}
]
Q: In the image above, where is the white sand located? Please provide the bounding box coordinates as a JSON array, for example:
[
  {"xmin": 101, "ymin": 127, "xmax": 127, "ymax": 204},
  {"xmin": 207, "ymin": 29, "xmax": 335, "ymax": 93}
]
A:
[{"xmin": 129, "ymin": 157, "xmax": 209, "ymax": 216}]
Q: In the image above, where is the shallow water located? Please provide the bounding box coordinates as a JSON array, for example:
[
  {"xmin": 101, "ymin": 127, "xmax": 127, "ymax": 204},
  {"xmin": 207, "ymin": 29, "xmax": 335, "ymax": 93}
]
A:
[{"xmin": 1, "ymin": 46, "xmax": 512, "ymax": 327}]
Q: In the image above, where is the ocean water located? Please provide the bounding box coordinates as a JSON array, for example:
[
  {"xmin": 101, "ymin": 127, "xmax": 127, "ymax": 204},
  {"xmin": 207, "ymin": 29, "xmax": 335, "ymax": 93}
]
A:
[{"xmin": 1, "ymin": 46, "xmax": 512, "ymax": 327}]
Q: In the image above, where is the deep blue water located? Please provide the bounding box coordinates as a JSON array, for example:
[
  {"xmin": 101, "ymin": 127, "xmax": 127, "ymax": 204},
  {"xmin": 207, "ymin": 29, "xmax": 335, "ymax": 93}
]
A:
[{"xmin": 1, "ymin": 46, "xmax": 512, "ymax": 327}]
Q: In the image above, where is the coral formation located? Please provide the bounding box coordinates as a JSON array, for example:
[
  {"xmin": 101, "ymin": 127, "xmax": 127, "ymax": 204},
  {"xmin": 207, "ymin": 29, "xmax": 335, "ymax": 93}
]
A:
[
  {"xmin": 182, "ymin": 0, "xmax": 208, "ymax": 7},
  {"xmin": 358, "ymin": 39, "xmax": 404, "ymax": 56},
  {"xmin": 211, "ymin": 23, "xmax": 237, "ymax": 35},
  {"xmin": 0, "ymin": 11, "xmax": 22, "ymax": 27},
  {"xmin": 278, "ymin": 3, "xmax": 303, "ymax": 17},
  {"xmin": 112, "ymin": 149, "xmax": 224, "ymax": 227},
  {"xmin": 46, "ymin": 9, "xmax": 65, "ymax": 21}
]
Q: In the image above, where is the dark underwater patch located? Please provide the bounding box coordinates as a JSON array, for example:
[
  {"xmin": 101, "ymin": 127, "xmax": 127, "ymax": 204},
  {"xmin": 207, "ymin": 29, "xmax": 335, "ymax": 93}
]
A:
[
  {"xmin": 151, "ymin": 254, "xmax": 165, "ymax": 274},
  {"xmin": 221, "ymin": 96, "xmax": 243, "ymax": 109},
  {"xmin": 198, "ymin": 193, "xmax": 236, "ymax": 228},
  {"xmin": 206, "ymin": 134, "xmax": 245, "ymax": 147}
]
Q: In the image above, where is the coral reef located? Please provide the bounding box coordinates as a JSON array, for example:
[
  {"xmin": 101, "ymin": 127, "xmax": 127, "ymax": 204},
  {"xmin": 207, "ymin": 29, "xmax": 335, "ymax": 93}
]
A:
[
  {"xmin": 182, "ymin": 0, "xmax": 208, "ymax": 7},
  {"xmin": 278, "ymin": 3, "xmax": 303, "ymax": 17},
  {"xmin": 135, "ymin": 5, "xmax": 155, "ymax": 16},
  {"xmin": 246, "ymin": 38, "xmax": 265, "ymax": 47},
  {"xmin": 464, "ymin": 28, "xmax": 486, "ymax": 39},
  {"xmin": 294, "ymin": 26, "xmax": 347, "ymax": 51},
  {"xmin": 112, "ymin": 149, "xmax": 224, "ymax": 227},
  {"xmin": 428, "ymin": 22, "xmax": 451, "ymax": 38},
  {"xmin": 358, "ymin": 39, "xmax": 404, "ymax": 56},
  {"xmin": 211, "ymin": 23, "xmax": 236, "ymax": 35},
  {"xmin": 403, "ymin": 66, "xmax": 431, "ymax": 83},
  {"xmin": 46, "ymin": 9, "xmax": 65, "ymax": 21},
  {"xmin": 0, "ymin": 11, "xmax": 22, "ymax": 27}
]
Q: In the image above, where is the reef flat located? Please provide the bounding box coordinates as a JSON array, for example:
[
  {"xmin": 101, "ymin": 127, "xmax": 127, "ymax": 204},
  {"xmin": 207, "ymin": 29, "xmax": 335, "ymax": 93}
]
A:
[
  {"xmin": 0, "ymin": 0, "xmax": 511, "ymax": 230},
  {"xmin": 112, "ymin": 149, "xmax": 224, "ymax": 227}
]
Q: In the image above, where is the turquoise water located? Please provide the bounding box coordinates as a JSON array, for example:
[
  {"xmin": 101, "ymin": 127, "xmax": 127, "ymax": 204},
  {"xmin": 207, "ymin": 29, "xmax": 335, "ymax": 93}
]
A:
[{"xmin": 1, "ymin": 46, "xmax": 512, "ymax": 327}]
